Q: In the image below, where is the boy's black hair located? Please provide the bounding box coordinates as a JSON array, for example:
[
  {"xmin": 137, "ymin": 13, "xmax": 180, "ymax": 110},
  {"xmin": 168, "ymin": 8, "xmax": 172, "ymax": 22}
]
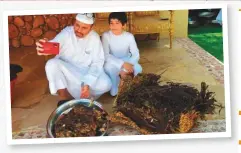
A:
[{"xmin": 108, "ymin": 12, "xmax": 127, "ymax": 25}]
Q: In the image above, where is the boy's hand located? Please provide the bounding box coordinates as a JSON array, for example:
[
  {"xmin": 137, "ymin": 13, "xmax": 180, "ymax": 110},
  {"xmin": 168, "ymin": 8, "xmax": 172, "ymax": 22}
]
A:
[
  {"xmin": 80, "ymin": 85, "xmax": 90, "ymax": 99},
  {"xmin": 122, "ymin": 62, "xmax": 134, "ymax": 73},
  {"xmin": 36, "ymin": 38, "xmax": 50, "ymax": 56}
]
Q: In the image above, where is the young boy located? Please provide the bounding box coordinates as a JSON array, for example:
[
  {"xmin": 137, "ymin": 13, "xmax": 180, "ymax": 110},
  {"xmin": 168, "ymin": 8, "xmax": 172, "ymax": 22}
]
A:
[{"xmin": 102, "ymin": 12, "xmax": 142, "ymax": 96}]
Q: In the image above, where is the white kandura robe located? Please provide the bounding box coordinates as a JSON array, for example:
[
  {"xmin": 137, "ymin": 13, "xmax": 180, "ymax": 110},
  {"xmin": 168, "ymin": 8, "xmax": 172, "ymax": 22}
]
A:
[
  {"xmin": 45, "ymin": 26, "xmax": 111, "ymax": 99},
  {"xmin": 101, "ymin": 30, "xmax": 142, "ymax": 96}
]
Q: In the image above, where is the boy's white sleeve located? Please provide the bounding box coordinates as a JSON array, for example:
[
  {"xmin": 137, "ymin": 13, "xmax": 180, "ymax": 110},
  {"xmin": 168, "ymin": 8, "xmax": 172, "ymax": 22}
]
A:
[
  {"xmin": 102, "ymin": 33, "xmax": 124, "ymax": 70},
  {"xmin": 128, "ymin": 34, "xmax": 140, "ymax": 65}
]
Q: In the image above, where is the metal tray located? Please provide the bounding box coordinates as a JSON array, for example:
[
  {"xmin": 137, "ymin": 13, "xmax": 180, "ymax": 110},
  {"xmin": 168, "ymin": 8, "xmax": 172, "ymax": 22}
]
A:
[{"xmin": 46, "ymin": 99, "xmax": 109, "ymax": 138}]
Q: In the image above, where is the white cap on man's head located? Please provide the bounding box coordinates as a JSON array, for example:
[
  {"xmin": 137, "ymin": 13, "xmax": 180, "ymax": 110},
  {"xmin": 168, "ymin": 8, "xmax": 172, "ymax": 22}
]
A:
[{"xmin": 76, "ymin": 13, "xmax": 94, "ymax": 24}]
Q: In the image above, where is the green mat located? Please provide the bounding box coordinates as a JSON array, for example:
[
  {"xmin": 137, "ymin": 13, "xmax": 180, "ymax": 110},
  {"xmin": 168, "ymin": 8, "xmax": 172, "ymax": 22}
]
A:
[{"xmin": 188, "ymin": 26, "xmax": 223, "ymax": 62}]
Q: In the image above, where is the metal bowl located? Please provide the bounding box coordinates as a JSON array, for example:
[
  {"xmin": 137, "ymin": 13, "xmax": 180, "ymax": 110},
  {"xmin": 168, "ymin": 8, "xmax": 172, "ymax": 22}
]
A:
[{"xmin": 46, "ymin": 99, "xmax": 109, "ymax": 138}]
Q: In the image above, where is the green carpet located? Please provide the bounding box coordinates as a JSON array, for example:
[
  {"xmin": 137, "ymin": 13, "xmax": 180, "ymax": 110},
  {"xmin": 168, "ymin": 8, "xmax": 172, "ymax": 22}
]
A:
[{"xmin": 188, "ymin": 26, "xmax": 223, "ymax": 62}]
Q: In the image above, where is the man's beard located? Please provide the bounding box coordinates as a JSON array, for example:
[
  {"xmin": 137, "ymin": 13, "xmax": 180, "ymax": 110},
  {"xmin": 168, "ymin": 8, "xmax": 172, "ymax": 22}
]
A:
[{"xmin": 75, "ymin": 31, "xmax": 84, "ymax": 38}]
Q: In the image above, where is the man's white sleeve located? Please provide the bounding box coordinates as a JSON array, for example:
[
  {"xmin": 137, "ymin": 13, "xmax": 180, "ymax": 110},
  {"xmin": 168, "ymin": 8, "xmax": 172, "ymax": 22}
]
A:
[
  {"xmin": 49, "ymin": 27, "xmax": 69, "ymax": 55},
  {"xmin": 84, "ymin": 37, "xmax": 105, "ymax": 87}
]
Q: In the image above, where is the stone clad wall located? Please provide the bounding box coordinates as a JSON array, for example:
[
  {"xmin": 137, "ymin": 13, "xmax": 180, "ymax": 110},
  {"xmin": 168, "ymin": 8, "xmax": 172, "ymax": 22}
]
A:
[
  {"xmin": 8, "ymin": 11, "xmax": 188, "ymax": 48},
  {"xmin": 8, "ymin": 13, "xmax": 159, "ymax": 49},
  {"xmin": 8, "ymin": 14, "xmax": 77, "ymax": 48}
]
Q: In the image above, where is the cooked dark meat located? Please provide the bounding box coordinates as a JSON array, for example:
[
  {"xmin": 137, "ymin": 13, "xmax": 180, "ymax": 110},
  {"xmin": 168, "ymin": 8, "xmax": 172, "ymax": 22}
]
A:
[
  {"xmin": 112, "ymin": 73, "xmax": 224, "ymax": 134},
  {"xmin": 55, "ymin": 105, "xmax": 107, "ymax": 137}
]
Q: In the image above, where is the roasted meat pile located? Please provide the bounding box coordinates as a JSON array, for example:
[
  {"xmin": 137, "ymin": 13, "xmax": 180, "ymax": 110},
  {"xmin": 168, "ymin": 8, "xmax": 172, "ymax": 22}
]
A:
[
  {"xmin": 111, "ymin": 73, "xmax": 224, "ymax": 134},
  {"xmin": 55, "ymin": 105, "xmax": 108, "ymax": 137}
]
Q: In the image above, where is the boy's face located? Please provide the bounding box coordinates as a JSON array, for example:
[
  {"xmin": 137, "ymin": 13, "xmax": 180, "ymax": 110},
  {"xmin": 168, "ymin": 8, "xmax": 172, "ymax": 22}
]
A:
[{"xmin": 109, "ymin": 19, "xmax": 126, "ymax": 35}]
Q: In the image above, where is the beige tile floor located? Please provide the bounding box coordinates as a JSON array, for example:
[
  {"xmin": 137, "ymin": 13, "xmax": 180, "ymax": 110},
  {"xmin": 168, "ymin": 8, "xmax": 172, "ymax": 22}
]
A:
[{"xmin": 10, "ymin": 38, "xmax": 225, "ymax": 133}]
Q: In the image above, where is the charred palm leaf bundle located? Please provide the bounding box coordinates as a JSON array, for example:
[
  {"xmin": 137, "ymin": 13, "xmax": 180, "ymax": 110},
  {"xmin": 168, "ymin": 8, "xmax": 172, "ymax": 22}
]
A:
[
  {"xmin": 111, "ymin": 73, "xmax": 224, "ymax": 134},
  {"xmin": 55, "ymin": 105, "xmax": 108, "ymax": 137}
]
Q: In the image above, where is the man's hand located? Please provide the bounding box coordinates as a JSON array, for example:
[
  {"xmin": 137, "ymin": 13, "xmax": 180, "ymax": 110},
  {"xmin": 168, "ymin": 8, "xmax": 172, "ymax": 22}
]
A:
[
  {"xmin": 122, "ymin": 62, "xmax": 134, "ymax": 74},
  {"xmin": 80, "ymin": 85, "xmax": 90, "ymax": 99},
  {"xmin": 36, "ymin": 38, "xmax": 50, "ymax": 56}
]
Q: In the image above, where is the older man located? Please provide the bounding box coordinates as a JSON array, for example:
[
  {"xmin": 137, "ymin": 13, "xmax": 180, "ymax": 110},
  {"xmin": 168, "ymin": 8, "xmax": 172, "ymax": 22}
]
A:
[{"xmin": 36, "ymin": 13, "xmax": 112, "ymax": 107}]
